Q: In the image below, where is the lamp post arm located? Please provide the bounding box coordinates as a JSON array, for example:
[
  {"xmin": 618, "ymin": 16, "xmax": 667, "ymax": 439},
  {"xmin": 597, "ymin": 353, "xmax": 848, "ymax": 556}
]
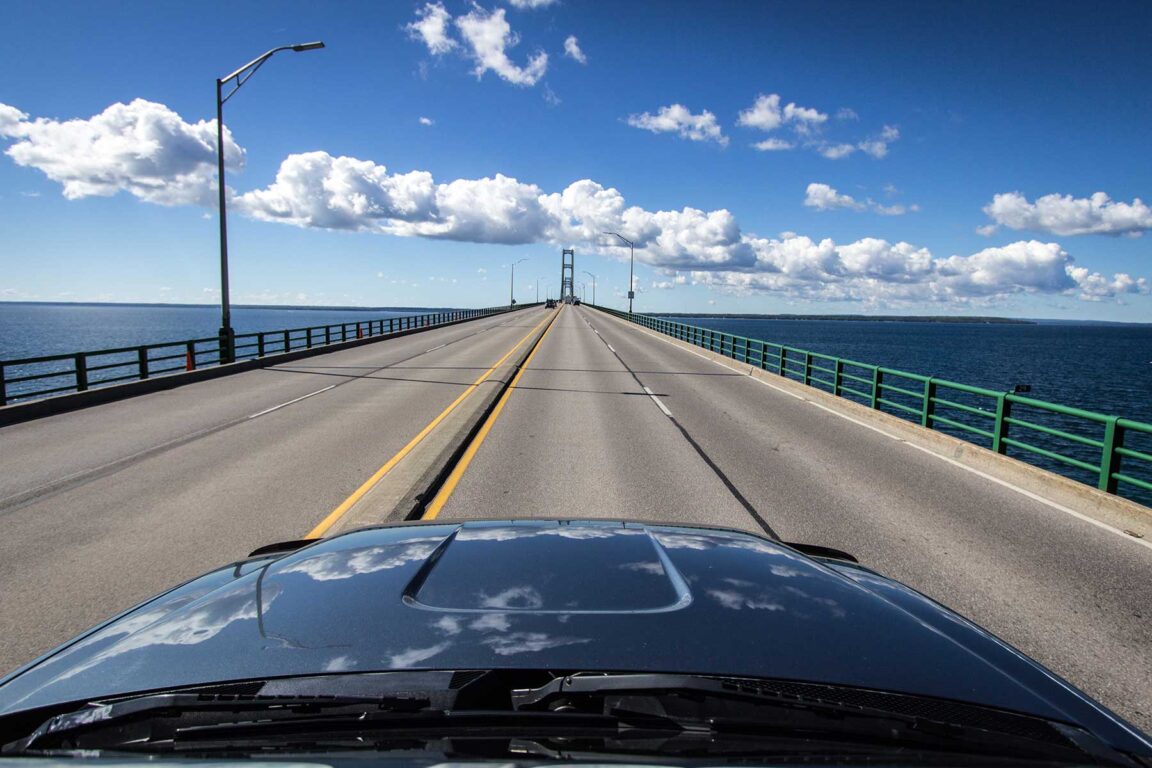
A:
[{"xmin": 218, "ymin": 43, "xmax": 325, "ymax": 103}]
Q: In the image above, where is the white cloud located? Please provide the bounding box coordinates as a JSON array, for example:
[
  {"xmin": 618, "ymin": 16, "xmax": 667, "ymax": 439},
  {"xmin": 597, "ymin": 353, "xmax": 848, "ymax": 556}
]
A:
[
  {"xmin": 982, "ymin": 191, "xmax": 1152, "ymax": 237},
  {"xmin": 689, "ymin": 237, "xmax": 1146, "ymax": 305},
  {"xmin": 507, "ymin": 0, "xmax": 558, "ymax": 7},
  {"xmin": 737, "ymin": 93, "xmax": 783, "ymax": 132},
  {"xmin": 456, "ymin": 5, "xmax": 548, "ymax": 86},
  {"xmin": 803, "ymin": 183, "xmax": 864, "ymax": 211},
  {"xmin": 418, "ymin": 116, "xmax": 435, "ymax": 126},
  {"xmin": 737, "ymin": 94, "xmax": 896, "ymax": 159},
  {"xmin": 563, "ymin": 35, "xmax": 586, "ymax": 64},
  {"xmin": 3, "ymin": 99, "xmax": 1145, "ymax": 309},
  {"xmin": 0, "ymin": 99, "xmax": 240, "ymax": 206},
  {"xmin": 626, "ymin": 104, "xmax": 728, "ymax": 146},
  {"xmin": 752, "ymin": 138, "xmax": 794, "ymax": 152},
  {"xmin": 818, "ymin": 143, "xmax": 856, "ymax": 160},
  {"xmin": 405, "ymin": 2, "xmax": 458, "ymax": 55},
  {"xmin": 804, "ymin": 183, "xmax": 917, "ymax": 216},
  {"xmin": 858, "ymin": 125, "xmax": 899, "ymax": 158}
]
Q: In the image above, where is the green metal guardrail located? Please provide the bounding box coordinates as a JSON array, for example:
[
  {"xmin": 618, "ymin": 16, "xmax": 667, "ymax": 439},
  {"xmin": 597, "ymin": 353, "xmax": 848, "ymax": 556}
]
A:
[
  {"xmin": 595, "ymin": 306, "xmax": 1152, "ymax": 503},
  {"xmin": 0, "ymin": 303, "xmax": 538, "ymax": 407}
]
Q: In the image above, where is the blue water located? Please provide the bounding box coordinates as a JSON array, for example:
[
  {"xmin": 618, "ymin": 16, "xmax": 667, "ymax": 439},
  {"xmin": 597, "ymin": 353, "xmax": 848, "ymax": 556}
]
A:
[
  {"xmin": 667, "ymin": 317, "xmax": 1152, "ymax": 426},
  {"xmin": 0, "ymin": 303, "xmax": 427, "ymax": 361}
]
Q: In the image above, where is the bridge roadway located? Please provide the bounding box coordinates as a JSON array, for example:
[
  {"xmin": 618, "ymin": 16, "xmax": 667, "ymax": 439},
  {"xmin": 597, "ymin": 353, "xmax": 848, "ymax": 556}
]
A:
[{"xmin": 1, "ymin": 304, "xmax": 1149, "ymax": 731}]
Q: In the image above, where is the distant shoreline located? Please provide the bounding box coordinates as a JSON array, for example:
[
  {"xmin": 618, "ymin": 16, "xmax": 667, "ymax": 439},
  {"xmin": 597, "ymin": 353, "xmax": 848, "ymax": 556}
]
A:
[
  {"xmin": 1, "ymin": 301, "xmax": 1147, "ymax": 326},
  {"xmin": 656, "ymin": 312, "xmax": 1035, "ymax": 325}
]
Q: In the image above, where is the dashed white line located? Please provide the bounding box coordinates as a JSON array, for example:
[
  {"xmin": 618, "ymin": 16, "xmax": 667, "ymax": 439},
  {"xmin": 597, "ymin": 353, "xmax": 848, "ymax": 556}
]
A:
[
  {"xmin": 425, "ymin": 343, "xmax": 446, "ymax": 352},
  {"xmin": 248, "ymin": 385, "xmax": 337, "ymax": 419},
  {"xmin": 607, "ymin": 343, "xmax": 617, "ymax": 353},
  {"xmin": 644, "ymin": 386, "xmax": 673, "ymax": 417},
  {"xmin": 595, "ymin": 310, "xmax": 1152, "ymax": 552}
]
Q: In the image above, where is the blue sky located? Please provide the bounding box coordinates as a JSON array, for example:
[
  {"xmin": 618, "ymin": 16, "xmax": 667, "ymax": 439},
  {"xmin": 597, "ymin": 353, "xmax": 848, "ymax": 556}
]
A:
[{"xmin": 1, "ymin": 0, "xmax": 1150, "ymax": 319}]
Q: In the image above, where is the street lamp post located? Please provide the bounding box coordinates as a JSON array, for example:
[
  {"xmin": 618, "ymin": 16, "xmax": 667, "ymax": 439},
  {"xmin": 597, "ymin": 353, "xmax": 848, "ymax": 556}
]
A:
[
  {"xmin": 510, "ymin": 258, "xmax": 527, "ymax": 306},
  {"xmin": 603, "ymin": 232, "xmax": 635, "ymax": 313},
  {"xmin": 582, "ymin": 270, "xmax": 596, "ymax": 306},
  {"xmin": 215, "ymin": 41, "xmax": 324, "ymax": 364},
  {"xmin": 579, "ymin": 282, "xmax": 586, "ymax": 302}
]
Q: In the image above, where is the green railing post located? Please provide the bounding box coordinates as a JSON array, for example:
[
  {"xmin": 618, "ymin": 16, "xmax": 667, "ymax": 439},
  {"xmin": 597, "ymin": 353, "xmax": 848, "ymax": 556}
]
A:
[
  {"xmin": 870, "ymin": 368, "xmax": 882, "ymax": 409},
  {"xmin": 833, "ymin": 359, "xmax": 843, "ymax": 396},
  {"xmin": 922, "ymin": 377, "xmax": 937, "ymax": 428},
  {"xmin": 75, "ymin": 354, "xmax": 88, "ymax": 392},
  {"xmin": 760, "ymin": 341, "xmax": 769, "ymax": 370},
  {"xmin": 1098, "ymin": 417, "xmax": 1123, "ymax": 493},
  {"xmin": 778, "ymin": 347, "xmax": 786, "ymax": 376},
  {"xmin": 138, "ymin": 347, "xmax": 149, "ymax": 380},
  {"xmin": 744, "ymin": 337, "xmax": 750, "ymax": 364},
  {"xmin": 992, "ymin": 393, "xmax": 1012, "ymax": 454},
  {"xmin": 803, "ymin": 352, "xmax": 812, "ymax": 386}
]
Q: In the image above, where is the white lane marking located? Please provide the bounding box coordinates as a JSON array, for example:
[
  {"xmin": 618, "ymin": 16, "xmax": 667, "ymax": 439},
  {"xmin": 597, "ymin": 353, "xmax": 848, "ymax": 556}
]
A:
[
  {"xmin": 425, "ymin": 343, "xmax": 446, "ymax": 352},
  {"xmin": 644, "ymin": 386, "xmax": 673, "ymax": 417},
  {"xmin": 599, "ymin": 312, "xmax": 1152, "ymax": 553},
  {"xmin": 248, "ymin": 385, "xmax": 337, "ymax": 419},
  {"xmin": 607, "ymin": 343, "xmax": 617, "ymax": 353}
]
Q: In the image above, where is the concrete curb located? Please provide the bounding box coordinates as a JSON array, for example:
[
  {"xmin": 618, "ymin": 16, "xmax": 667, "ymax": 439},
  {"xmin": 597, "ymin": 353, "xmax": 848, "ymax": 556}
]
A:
[
  {"xmin": 590, "ymin": 308, "xmax": 1152, "ymax": 540},
  {"xmin": 0, "ymin": 310, "xmax": 524, "ymax": 428},
  {"xmin": 326, "ymin": 308, "xmax": 560, "ymax": 534}
]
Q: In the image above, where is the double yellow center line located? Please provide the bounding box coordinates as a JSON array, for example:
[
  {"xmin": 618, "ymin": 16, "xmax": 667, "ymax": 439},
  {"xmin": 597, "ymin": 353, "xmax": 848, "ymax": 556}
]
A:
[
  {"xmin": 423, "ymin": 307, "xmax": 561, "ymax": 519},
  {"xmin": 305, "ymin": 309, "xmax": 557, "ymax": 538}
]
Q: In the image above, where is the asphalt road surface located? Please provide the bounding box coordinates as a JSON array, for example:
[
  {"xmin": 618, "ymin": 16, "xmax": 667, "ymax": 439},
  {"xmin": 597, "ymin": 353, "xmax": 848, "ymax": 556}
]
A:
[
  {"xmin": 433, "ymin": 305, "xmax": 1152, "ymax": 731},
  {"xmin": 2, "ymin": 303, "xmax": 1149, "ymax": 732}
]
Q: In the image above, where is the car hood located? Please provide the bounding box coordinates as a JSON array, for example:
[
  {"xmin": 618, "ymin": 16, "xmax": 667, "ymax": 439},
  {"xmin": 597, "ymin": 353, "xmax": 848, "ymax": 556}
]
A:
[{"xmin": 0, "ymin": 520, "xmax": 1134, "ymax": 741}]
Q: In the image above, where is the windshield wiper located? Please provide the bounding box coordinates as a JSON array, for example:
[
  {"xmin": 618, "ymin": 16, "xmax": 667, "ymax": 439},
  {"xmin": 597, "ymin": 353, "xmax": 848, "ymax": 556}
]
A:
[{"xmin": 510, "ymin": 673, "xmax": 1140, "ymax": 767}]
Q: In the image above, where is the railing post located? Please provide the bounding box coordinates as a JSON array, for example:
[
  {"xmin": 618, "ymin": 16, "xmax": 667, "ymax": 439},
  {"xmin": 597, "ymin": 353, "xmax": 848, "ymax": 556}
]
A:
[
  {"xmin": 283, "ymin": 329, "xmax": 291, "ymax": 352},
  {"xmin": 389, "ymin": 318, "xmax": 394, "ymax": 334},
  {"xmin": 187, "ymin": 341, "xmax": 197, "ymax": 370},
  {"xmin": 743, "ymin": 337, "xmax": 750, "ymax": 364},
  {"xmin": 0, "ymin": 363, "xmax": 6, "ymax": 406},
  {"xmin": 325, "ymin": 326, "xmax": 331, "ymax": 345},
  {"xmin": 803, "ymin": 352, "xmax": 812, "ymax": 386},
  {"xmin": 760, "ymin": 341, "xmax": 768, "ymax": 370},
  {"xmin": 307, "ymin": 328, "xmax": 313, "ymax": 348},
  {"xmin": 75, "ymin": 354, "xmax": 88, "ymax": 392},
  {"xmin": 922, "ymin": 377, "xmax": 937, "ymax": 428},
  {"xmin": 1098, "ymin": 416, "xmax": 1123, "ymax": 493},
  {"xmin": 870, "ymin": 368, "xmax": 882, "ymax": 409},
  {"xmin": 138, "ymin": 347, "xmax": 149, "ymax": 380},
  {"xmin": 778, "ymin": 348, "xmax": 786, "ymax": 376},
  {"xmin": 833, "ymin": 359, "xmax": 843, "ymax": 396},
  {"xmin": 992, "ymin": 393, "xmax": 1012, "ymax": 454}
]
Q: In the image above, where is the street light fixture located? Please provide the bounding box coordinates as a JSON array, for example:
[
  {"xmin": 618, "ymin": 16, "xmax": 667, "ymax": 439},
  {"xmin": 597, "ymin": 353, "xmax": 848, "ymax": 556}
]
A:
[
  {"xmin": 582, "ymin": 270, "xmax": 596, "ymax": 306},
  {"xmin": 510, "ymin": 258, "xmax": 527, "ymax": 306},
  {"xmin": 603, "ymin": 232, "xmax": 635, "ymax": 313},
  {"xmin": 215, "ymin": 41, "xmax": 325, "ymax": 364}
]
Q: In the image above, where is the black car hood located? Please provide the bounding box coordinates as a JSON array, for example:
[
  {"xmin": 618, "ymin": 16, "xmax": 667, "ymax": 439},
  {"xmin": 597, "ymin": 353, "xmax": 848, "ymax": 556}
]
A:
[{"xmin": 0, "ymin": 520, "xmax": 1139, "ymax": 746}]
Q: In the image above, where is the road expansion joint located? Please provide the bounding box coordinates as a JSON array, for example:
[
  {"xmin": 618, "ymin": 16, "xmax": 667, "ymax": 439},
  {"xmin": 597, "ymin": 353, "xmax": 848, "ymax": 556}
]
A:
[
  {"xmin": 577, "ymin": 309, "xmax": 779, "ymax": 539},
  {"xmin": 0, "ymin": 313, "xmax": 536, "ymax": 516}
]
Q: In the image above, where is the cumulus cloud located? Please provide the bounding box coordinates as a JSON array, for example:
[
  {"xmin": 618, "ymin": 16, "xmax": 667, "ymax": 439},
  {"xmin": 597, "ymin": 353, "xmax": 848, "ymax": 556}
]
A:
[
  {"xmin": 804, "ymin": 183, "xmax": 918, "ymax": 216},
  {"xmin": 626, "ymin": 104, "xmax": 728, "ymax": 146},
  {"xmin": 981, "ymin": 191, "xmax": 1152, "ymax": 237},
  {"xmin": 803, "ymin": 183, "xmax": 864, "ymax": 212},
  {"xmin": 689, "ymin": 237, "xmax": 1146, "ymax": 304},
  {"xmin": 507, "ymin": 0, "xmax": 558, "ymax": 7},
  {"xmin": 736, "ymin": 94, "xmax": 897, "ymax": 159},
  {"xmin": 418, "ymin": 116, "xmax": 435, "ymax": 126},
  {"xmin": 455, "ymin": 5, "xmax": 548, "ymax": 86},
  {"xmin": 0, "ymin": 99, "xmax": 240, "ymax": 206},
  {"xmin": 3, "ymin": 99, "xmax": 1145, "ymax": 308},
  {"xmin": 405, "ymin": 2, "xmax": 458, "ymax": 55}
]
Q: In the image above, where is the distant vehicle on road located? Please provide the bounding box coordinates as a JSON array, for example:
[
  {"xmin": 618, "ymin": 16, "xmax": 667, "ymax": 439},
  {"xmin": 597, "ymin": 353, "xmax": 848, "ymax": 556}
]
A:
[
  {"xmin": 1, "ymin": 519, "xmax": 1148, "ymax": 765},
  {"xmin": 545, "ymin": 298, "xmax": 556, "ymax": 308},
  {"xmin": 573, "ymin": 298, "xmax": 581, "ymax": 305}
]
